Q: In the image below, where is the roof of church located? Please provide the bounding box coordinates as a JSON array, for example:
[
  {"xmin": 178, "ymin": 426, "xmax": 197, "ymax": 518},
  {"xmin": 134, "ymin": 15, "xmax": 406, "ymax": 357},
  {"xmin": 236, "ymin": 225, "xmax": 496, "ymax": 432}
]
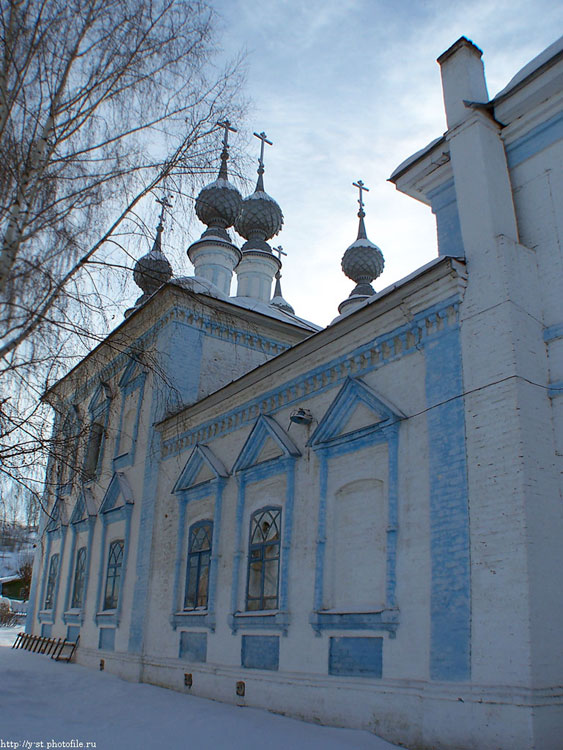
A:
[
  {"xmin": 390, "ymin": 34, "xmax": 563, "ymax": 184},
  {"xmin": 493, "ymin": 34, "xmax": 563, "ymax": 100},
  {"xmin": 157, "ymin": 254, "xmax": 467, "ymax": 434}
]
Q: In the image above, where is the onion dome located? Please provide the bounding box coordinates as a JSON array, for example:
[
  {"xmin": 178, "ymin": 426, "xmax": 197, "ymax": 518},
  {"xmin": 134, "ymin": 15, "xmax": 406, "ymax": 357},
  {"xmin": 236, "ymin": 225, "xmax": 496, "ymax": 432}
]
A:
[
  {"xmin": 125, "ymin": 218, "xmax": 173, "ymax": 317},
  {"xmin": 194, "ymin": 121, "xmax": 242, "ymax": 240},
  {"xmin": 341, "ymin": 180, "xmax": 384, "ymax": 297},
  {"xmin": 235, "ymin": 131, "xmax": 283, "ymax": 252},
  {"xmin": 133, "ymin": 222, "xmax": 173, "ymax": 297}
]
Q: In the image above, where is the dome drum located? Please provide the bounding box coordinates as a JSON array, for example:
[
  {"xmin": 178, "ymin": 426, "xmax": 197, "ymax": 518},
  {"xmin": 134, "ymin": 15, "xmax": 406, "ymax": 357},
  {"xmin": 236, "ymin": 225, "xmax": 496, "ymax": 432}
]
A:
[{"xmin": 188, "ymin": 241, "xmax": 242, "ymax": 297}]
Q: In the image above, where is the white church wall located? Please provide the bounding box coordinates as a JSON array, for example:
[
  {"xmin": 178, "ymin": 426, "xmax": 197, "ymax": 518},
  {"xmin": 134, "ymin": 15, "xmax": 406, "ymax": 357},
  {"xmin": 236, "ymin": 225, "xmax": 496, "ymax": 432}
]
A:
[
  {"xmin": 142, "ymin": 265, "xmax": 465, "ymax": 738},
  {"xmin": 26, "ymin": 36, "xmax": 563, "ymax": 750}
]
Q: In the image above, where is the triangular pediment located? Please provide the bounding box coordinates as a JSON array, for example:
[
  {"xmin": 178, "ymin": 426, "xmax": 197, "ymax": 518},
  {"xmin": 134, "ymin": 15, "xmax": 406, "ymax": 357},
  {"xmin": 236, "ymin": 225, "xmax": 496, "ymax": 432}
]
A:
[
  {"xmin": 100, "ymin": 472, "xmax": 134, "ymax": 514},
  {"xmin": 70, "ymin": 488, "xmax": 97, "ymax": 524},
  {"xmin": 233, "ymin": 415, "xmax": 300, "ymax": 473},
  {"xmin": 309, "ymin": 377, "xmax": 404, "ymax": 447},
  {"xmin": 89, "ymin": 381, "xmax": 111, "ymax": 415},
  {"xmin": 173, "ymin": 444, "xmax": 228, "ymax": 494},
  {"xmin": 118, "ymin": 357, "xmax": 144, "ymax": 388},
  {"xmin": 339, "ymin": 400, "xmax": 386, "ymax": 434},
  {"xmin": 45, "ymin": 499, "xmax": 67, "ymax": 533}
]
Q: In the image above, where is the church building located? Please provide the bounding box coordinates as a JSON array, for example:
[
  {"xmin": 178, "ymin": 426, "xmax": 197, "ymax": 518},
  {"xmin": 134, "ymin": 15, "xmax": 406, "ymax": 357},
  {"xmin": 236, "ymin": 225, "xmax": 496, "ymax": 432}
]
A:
[{"xmin": 27, "ymin": 36, "xmax": 563, "ymax": 750}]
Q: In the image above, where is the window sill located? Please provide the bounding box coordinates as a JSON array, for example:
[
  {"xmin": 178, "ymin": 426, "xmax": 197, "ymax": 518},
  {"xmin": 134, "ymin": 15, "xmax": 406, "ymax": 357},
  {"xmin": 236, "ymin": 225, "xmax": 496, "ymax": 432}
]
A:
[
  {"xmin": 309, "ymin": 608, "xmax": 400, "ymax": 637},
  {"xmin": 170, "ymin": 610, "xmax": 215, "ymax": 632},
  {"xmin": 95, "ymin": 610, "xmax": 119, "ymax": 627},
  {"xmin": 38, "ymin": 610, "xmax": 54, "ymax": 624},
  {"xmin": 230, "ymin": 610, "xmax": 289, "ymax": 635},
  {"xmin": 63, "ymin": 609, "xmax": 83, "ymax": 625}
]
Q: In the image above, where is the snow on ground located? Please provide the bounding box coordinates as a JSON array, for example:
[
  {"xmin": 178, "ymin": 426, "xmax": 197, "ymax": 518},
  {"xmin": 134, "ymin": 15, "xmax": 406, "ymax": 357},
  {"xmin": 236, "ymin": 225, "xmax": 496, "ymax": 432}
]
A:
[{"xmin": 0, "ymin": 627, "xmax": 404, "ymax": 750}]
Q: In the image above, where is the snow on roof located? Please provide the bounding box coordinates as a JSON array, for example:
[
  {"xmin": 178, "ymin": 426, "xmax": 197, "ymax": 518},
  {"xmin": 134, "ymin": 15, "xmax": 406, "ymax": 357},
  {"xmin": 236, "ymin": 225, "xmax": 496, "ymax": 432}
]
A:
[
  {"xmin": 171, "ymin": 275, "xmax": 229, "ymax": 301},
  {"xmin": 203, "ymin": 177, "xmax": 240, "ymax": 191},
  {"xmin": 330, "ymin": 256, "xmax": 458, "ymax": 325},
  {"xmin": 229, "ymin": 295, "xmax": 321, "ymax": 332},
  {"xmin": 493, "ymin": 35, "xmax": 563, "ymax": 100},
  {"xmin": 389, "ymin": 136, "xmax": 445, "ymax": 181},
  {"xmin": 173, "ymin": 275, "xmax": 320, "ymax": 331}
]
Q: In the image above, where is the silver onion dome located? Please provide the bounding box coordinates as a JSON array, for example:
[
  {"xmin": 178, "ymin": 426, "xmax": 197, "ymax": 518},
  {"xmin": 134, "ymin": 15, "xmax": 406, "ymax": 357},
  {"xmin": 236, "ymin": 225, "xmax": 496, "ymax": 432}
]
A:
[
  {"xmin": 132, "ymin": 223, "xmax": 172, "ymax": 299},
  {"xmin": 235, "ymin": 131, "xmax": 283, "ymax": 252},
  {"xmin": 194, "ymin": 121, "xmax": 242, "ymax": 239},
  {"xmin": 341, "ymin": 180, "xmax": 384, "ymax": 297}
]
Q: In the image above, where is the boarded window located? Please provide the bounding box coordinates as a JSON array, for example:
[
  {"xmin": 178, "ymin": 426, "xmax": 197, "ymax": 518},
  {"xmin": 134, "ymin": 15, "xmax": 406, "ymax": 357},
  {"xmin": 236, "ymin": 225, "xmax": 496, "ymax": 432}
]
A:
[{"xmin": 325, "ymin": 476, "xmax": 386, "ymax": 611}]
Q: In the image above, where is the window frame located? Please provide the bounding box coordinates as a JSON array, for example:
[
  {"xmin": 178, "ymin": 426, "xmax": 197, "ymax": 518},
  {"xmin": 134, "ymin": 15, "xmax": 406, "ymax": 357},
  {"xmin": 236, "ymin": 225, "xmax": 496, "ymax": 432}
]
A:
[
  {"xmin": 44, "ymin": 553, "xmax": 60, "ymax": 609},
  {"xmin": 245, "ymin": 506, "xmax": 282, "ymax": 612},
  {"xmin": 183, "ymin": 520, "xmax": 213, "ymax": 611},
  {"xmin": 103, "ymin": 540, "xmax": 124, "ymax": 611},
  {"xmin": 83, "ymin": 420, "xmax": 105, "ymax": 481},
  {"xmin": 71, "ymin": 546, "xmax": 87, "ymax": 609},
  {"xmin": 57, "ymin": 409, "xmax": 80, "ymax": 495}
]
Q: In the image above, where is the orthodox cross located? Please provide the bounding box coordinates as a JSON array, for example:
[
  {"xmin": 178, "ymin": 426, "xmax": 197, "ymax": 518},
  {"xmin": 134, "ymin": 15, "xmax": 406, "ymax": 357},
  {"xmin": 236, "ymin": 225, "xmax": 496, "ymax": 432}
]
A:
[
  {"xmin": 273, "ymin": 245, "xmax": 287, "ymax": 261},
  {"xmin": 253, "ymin": 131, "xmax": 273, "ymax": 169},
  {"xmin": 155, "ymin": 193, "xmax": 173, "ymax": 228},
  {"xmin": 353, "ymin": 179, "xmax": 369, "ymax": 213},
  {"xmin": 218, "ymin": 119, "xmax": 237, "ymax": 149}
]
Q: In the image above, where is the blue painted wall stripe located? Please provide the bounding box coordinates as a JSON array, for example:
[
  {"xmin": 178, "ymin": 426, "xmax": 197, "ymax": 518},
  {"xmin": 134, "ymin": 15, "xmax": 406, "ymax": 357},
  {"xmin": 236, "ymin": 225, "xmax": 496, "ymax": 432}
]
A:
[
  {"xmin": 128, "ymin": 320, "xmax": 204, "ymax": 653},
  {"xmin": 425, "ymin": 326, "xmax": 471, "ymax": 681},
  {"xmin": 506, "ymin": 110, "xmax": 563, "ymax": 168},
  {"xmin": 428, "ymin": 179, "xmax": 464, "ymax": 258}
]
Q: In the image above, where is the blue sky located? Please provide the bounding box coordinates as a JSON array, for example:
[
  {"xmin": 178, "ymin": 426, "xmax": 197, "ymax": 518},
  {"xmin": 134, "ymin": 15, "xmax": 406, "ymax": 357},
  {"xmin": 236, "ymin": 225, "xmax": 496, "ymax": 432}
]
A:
[{"xmin": 180, "ymin": 0, "xmax": 563, "ymax": 325}]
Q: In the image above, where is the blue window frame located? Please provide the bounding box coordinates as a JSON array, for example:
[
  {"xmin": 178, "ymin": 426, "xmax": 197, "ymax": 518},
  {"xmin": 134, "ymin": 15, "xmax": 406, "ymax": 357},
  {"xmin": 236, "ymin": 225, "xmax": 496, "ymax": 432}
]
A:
[
  {"xmin": 103, "ymin": 540, "xmax": 124, "ymax": 610},
  {"xmin": 184, "ymin": 521, "xmax": 213, "ymax": 610},
  {"xmin": 44, "ymin": 553, "xmax": 60, "ymax": 609},
  {"xmin": 71, "ymin": 546, "xmax": 87, "ymax": 609},
  {"xmin": 246, "ymin": 507, "xmax": 281, "ymax": 612}
]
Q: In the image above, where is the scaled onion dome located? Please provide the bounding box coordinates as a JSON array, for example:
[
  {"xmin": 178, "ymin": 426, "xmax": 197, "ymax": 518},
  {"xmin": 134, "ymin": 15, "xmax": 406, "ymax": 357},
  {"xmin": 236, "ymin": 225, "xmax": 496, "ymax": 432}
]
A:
[
  {"xmin": 341, "ymin": 183, "xmax": 384, "ymax": 297},
  {"xmin": 126, "ymin": 222, "xmax": 173, "ymax": 315},
  {"xmin": 235, "ymin": 139, "xmax": 283, "ymax": 252},
  {"xmin": 194, "ymin": 136, "xmax": 242, "ymax": 240}
]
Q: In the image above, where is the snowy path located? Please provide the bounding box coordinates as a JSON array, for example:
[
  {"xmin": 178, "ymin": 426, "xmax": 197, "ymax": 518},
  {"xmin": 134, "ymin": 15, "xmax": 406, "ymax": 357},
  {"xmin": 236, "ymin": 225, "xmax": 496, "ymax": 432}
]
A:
[{"xmin": 0, "ymin": 627, "xmax": 403, "ymax": 750}]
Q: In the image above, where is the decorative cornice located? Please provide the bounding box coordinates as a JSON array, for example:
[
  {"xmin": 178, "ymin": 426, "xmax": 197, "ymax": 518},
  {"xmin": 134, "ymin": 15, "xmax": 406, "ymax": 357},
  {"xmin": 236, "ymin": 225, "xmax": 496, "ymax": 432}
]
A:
[
  {"xmin": 62, "ymin": 304, "xmax": 291, "ymax": 406},
  {"xmin": 161, "ymin": 296, "xmax": 461, "ymax": 459}
]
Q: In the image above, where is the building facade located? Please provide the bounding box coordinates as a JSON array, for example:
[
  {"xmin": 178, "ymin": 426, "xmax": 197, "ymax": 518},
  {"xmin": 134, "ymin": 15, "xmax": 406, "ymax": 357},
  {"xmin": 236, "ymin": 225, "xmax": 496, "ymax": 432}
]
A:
[{"xmin": 27, "ymin": 37, "xmax": 563, "ymax": 750}]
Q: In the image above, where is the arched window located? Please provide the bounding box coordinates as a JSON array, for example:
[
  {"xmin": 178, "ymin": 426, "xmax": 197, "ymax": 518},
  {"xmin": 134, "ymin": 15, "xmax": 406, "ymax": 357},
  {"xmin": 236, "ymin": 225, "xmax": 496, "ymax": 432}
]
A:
[
  {"xmin": 103, "ymin": 540, "xmax": 124, "ymax": 610},
  {"xmin": 184, "ymin": 521, "xmax": 213, "ymax": 610},
  {"xmin": 71, "ymin": 546, "xmax": 87, "ymax": 609},
  {"xmin": 44, "ymin": 553, "xmax": 59, "ymax": 609},
  {"xmin": 246, "ymin": 507, "xmax": 281, "ymax": 612}
]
